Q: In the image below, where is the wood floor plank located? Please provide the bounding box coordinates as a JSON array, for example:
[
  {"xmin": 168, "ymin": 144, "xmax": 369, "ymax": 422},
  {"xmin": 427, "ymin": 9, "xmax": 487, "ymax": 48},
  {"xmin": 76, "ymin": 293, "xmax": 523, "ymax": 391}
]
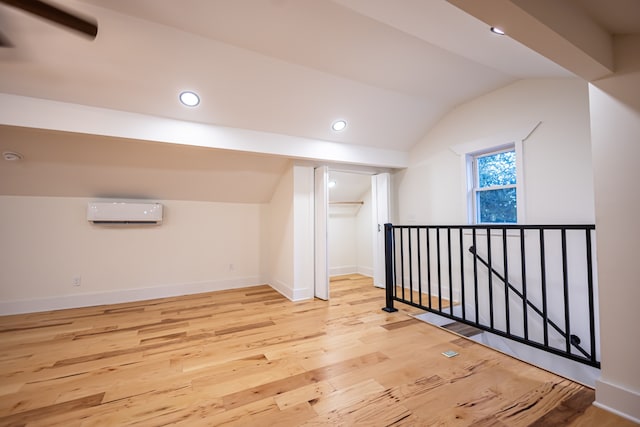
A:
[
  {"xmin": 273, "ymin": 380, "xmax": 336, "ymax": 411},
  {"xmin": 190, "ymin": 357, "xmax": 308, "ymax": 400},
  {"xmin": 213, "ymin": 320, "xmax": 276, "ymax": 336},
  {"xmin": 0, "ymin": 392, "xmax": 104, "ymax": 426},
  {"xmin": 221, "ymin": 352, "xmax": 388, "ymax": 410},
  {"xmin": 304, "ymin": 381, "xmax": 413, "ymax": 426},
  {"xmin": 0, "ymin": 275, "xmax": 631, "ymax": 426},
  {"xmin": 203, "ymin": 398, "xmax": 315, "ymax": 427},
  {"xmin": 529, "ymin": 387, "xmax": 594, "ymax": 426},
  {"xmin": 568, "ymin": 404, "xmax": 639, "ymax": 427},
  {"xmin": 492, "ymin": 379, "xmax": 588, "ymax": 426},
  {"xmin": 309, "ymin": 378, "xmax": 386, "ymax": 415},
  {"xmin": 380, "ymin": 318, "xmax": 420, "ymax": 330},
  {"xmin": 73, "ymin": 386, "xmax": 210, "ymax": 427}
]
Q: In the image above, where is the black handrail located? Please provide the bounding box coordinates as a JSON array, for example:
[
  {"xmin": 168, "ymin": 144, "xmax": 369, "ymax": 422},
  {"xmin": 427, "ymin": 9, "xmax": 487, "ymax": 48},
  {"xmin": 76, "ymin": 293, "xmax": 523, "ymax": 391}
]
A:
[
  {"xmin": 382, "ymin": 223, "xmax": 398, "ymax": 313},
  {"xmin": 382, "ymin": 223, "xmax": 599, "ymax": 368},
  {"xmin": 468, "ymin": 245, "xmax": 590, "ymax": 359}
]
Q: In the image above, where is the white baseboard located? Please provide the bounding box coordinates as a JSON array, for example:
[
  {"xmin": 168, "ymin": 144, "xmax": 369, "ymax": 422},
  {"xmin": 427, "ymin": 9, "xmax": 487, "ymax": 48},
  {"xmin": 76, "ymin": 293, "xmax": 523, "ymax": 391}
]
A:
[
  {"xmin": 268, "ymin": 279, "xmax": 312, "ymax": 302},
  {"xmin": 329, "ymin": 265, "xmax": 357, "ymax": 276},
  {"xmin": 269, "ymin": 279, "xmax": 293, "ymax": 300},
  {"xmin": 594, "ymin": 378, "xmax": 640, "ymax": 423},
  {"xmin": 396, "ymin": 276, "xmax": 464, "ymax": 302},
  {"xmin": 329, "ymin": 266, "xmax": 373, "ymax": 277},
  {"xmin": 357, "ymin": 266, "xmax": 373, "ymax": 277},
  {"xmin": 0, "ymin": 276, "xmax": 261, "ymax": 315},
  {"xmin": 291, "ymin": 287, "xmax": 313, "ymax": 301}
]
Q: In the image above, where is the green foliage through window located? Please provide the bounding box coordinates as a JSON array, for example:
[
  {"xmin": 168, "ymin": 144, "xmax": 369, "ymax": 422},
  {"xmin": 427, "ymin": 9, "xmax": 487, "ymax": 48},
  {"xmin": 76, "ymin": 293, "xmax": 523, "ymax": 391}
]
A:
[
  {"xmin": 475, "ymin": 149, "xmax": 516, "ymax": 223},
  {"xmin": 477, "ymin": 188, "xmax": 517, "ymax": 223},
  {"xmin": 478, "ymin": 151, "xmax": 516, "ymax": 187}
]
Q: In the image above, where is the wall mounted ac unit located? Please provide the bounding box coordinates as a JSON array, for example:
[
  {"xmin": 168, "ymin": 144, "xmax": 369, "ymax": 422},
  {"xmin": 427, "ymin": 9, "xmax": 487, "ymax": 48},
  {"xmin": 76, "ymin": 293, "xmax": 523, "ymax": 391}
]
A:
[{"xmin": 87, "ymin": 202, "xmax": 163, "ymax": 224}]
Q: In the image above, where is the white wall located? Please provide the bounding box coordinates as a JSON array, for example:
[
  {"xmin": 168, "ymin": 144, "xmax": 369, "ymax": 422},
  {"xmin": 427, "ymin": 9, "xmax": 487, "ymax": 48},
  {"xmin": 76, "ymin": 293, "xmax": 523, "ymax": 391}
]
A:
[
  {"xmin": 356, "ymin": 189, "xmax": 373, "ymax": 276},
  {"xmin": 589, "ymin": 35, "xmax": 640, "ymax": 422},
  {"xmin": 396, "ymin": 78, "xmax": 595, "ymax": 225},
  {"xmin": 0, "ymin": 163, "xmax": 316, "ymax": 315},
  {"xmin": 0, "ymin": 196, "xmax": 264, "ymax": 314},
  {"xmin": 391, "ymin": 76, "xmax": 608, "ymax": 407},
  {"xmin": 328, "ymin": 187, "xmax": 373, "ymax": 277},
  {"xmin": 265, "ymin": 164, "xmax": 315, "ymax": 301},
  {"xmin": 265, "ymin": 164, "xmax": 294, "ymax": 298},
  {"xmin": 392, "ymin": 73, "xmax": 640, "ymax": 421},
  {"xmin": 328, "ymin": 211, "xmax": 357, "ymax": 276},
  {"xmin": 394, "ymin": 78, "xmax": 596, "ymax": 308},
  {"xmin": 292, "ymin": 165, "xmax": 315, "ymax": 300}
]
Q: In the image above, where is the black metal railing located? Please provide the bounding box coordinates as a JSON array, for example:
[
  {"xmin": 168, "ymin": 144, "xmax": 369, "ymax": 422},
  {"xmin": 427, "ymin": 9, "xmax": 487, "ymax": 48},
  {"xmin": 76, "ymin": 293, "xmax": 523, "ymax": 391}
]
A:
[{"xmin": 382, "ymin": 223, "xmax": 599, "ymax": 368}]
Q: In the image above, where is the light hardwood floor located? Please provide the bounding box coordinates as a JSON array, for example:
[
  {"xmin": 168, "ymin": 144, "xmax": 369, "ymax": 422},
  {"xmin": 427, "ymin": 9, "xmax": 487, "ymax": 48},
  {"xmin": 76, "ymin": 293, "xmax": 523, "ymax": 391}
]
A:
[{"xmin": 0, "ymin": 274, "xmax": 634, "ymax": 426}]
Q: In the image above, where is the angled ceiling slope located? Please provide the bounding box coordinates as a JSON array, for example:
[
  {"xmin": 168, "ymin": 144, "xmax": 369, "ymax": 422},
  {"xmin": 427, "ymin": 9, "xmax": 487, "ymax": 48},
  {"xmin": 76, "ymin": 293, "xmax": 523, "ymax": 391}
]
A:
[
  {"xmin": 450, "ymin": 0, "xmax": 640, "ymax": 81},
  {"xmin": 0, "ymin": 0, "xmax": 576, "ymax": 201},
  {"xmin": 0, "ymin": 0, "xmax": 570, "ymax": 152}
]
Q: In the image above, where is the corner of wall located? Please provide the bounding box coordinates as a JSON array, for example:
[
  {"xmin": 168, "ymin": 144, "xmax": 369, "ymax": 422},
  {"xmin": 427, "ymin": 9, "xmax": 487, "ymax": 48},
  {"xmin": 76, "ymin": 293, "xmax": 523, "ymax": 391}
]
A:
[
  {"xmin": 293, "ymin": 165, "xmax": 315, "ymax": 298},
  {"xmin": 263, "ymin": 164, "xmax": 295, "ymax": 296},
  {"xmin": 594, "ymin": 379, "xmax": 640, "ymax": 424},
  {"xmin": 268, "ymin": 279, "xmax": 313, "ymax": 302}
]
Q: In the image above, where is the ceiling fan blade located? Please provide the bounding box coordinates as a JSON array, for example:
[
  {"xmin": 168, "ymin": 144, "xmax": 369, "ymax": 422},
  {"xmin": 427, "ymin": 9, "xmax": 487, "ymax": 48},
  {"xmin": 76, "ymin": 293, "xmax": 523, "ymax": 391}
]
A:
[{"xmin": 0, "ymin": 0, "xmax": 97, "ymax": 39}]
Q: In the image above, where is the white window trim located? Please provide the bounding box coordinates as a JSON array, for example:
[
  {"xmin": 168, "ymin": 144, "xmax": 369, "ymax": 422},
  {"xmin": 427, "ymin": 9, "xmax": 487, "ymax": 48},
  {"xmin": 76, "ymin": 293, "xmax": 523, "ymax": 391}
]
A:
[{"xmin": 451, "ymin": 122, "xmax": 541, "ymax": 225}]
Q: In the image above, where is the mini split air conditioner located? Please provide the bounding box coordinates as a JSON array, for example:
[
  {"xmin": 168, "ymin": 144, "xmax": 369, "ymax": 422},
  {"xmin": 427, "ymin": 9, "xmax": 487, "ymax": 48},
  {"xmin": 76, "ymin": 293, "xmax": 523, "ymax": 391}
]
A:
[{"xmin": 87, "ymin": 202, "xmax": 163, "ymax": 224}]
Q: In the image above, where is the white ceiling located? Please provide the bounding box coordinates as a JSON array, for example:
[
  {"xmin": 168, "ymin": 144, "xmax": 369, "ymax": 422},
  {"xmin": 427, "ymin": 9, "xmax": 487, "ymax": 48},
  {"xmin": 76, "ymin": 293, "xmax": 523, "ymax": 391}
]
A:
[
  {"xmin": 328, "ymin": 170, "xmax": 370, "ymax": 203},
  {"xmin": 572, "ymin": 0, "xmax": 640, "ymax": 35},
  {"xmin": 0, "ymin": 125, "xmax": 290, "ymax": 203},
  {"xmin": 0, "ymin": 0, "xmax": 570, "ymax": 151},
  {"xmin": 0, "ymin": 0, "xmax": 635, "ymax": 202}
]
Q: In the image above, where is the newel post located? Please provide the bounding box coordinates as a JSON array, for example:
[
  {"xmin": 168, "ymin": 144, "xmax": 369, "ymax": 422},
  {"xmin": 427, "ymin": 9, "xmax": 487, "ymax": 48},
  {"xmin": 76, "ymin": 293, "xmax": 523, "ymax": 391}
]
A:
[{"xmin": 382, "ymin": 223, "xmax": 398, "ymax": 313}]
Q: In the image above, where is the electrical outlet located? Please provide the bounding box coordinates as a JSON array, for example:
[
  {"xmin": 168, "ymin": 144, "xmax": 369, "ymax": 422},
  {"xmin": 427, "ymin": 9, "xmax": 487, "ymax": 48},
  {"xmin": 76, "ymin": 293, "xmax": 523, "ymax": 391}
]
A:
[
  {"xmin": 228, "ymin": 263, "xmax": 234, "ymax": 271},
  {"xmin": 72, "ymin": 276, "xmax": 82, "ymax": 287}
]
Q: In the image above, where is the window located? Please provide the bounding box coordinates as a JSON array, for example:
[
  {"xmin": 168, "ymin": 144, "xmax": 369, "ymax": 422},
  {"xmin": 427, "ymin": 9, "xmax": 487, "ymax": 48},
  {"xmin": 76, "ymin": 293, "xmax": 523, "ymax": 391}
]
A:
[
  {"xmin": 472, "ymin": 146, "xmax": 517, "ymax": 223},
  {"xmin": 453, "ymin": 124, "xmax": 531, "ymax": 225}
]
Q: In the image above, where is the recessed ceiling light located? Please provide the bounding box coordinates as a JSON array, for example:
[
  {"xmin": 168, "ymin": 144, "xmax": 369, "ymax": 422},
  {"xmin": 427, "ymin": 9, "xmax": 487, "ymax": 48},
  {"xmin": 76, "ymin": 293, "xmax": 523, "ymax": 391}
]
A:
[
  {"xmin": 2, "ymin": 151, "xmax": 23, "ymax": 161},
  {"xmin": 328, "ymin": 181, "xmax": 337, "ymax": 188},
  {"xmin": 179, "ymin": 91, "xmax": 200, "ymax": 107},
  {"xmin": 490, "ymin": 27, "xmax": 505, "ymax": 35},
  {"xmin": 332, "ymin": 120, "xmax": 347, "ymax": 132}
]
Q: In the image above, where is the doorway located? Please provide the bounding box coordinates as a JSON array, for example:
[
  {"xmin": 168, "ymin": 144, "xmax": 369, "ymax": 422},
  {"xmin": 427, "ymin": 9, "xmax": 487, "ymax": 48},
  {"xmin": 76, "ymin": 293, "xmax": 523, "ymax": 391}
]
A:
[
  {"xmin": 314, "ymin": 168, "xmax": 390, "ymax": 299},
  {"xmin": 327, "ymin": 171, "xmax": 372, "ymax": 278}
]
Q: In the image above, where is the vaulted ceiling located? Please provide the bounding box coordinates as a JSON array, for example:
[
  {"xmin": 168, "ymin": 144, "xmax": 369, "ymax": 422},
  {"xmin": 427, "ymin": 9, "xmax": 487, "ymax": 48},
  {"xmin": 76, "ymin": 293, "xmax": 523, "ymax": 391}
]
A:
[{"xmin": 1, "ymin": 0, "xmax": 637, "ymax": 202}]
